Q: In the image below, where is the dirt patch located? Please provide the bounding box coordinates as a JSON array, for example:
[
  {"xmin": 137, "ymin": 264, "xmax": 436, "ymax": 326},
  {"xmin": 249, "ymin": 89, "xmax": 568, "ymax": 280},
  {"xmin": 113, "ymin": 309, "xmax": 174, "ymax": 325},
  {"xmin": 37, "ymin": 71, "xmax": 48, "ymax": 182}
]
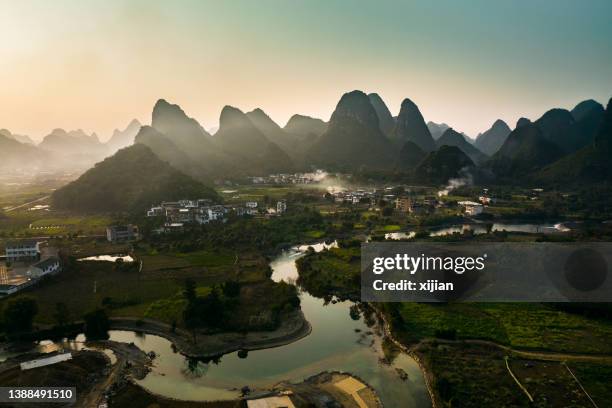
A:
[
  {"xmin": 278, "ymin": 371, "xmax": 382, "ymax": 408},
  {"xmin": 0, "ymin": 350, "xmax": 109, "ymax": 407}
]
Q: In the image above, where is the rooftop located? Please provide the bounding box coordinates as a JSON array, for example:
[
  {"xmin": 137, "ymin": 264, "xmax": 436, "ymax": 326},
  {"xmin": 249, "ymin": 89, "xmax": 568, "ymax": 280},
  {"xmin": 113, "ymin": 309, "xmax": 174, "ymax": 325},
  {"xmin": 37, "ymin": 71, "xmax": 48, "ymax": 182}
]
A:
[
  {"xmin": 5, "ymin": 239, "xmax": 39, "ymax": 248},
  {"xmin": 33, "ymin": 257, "xmax": 59, "ymax": 269}
]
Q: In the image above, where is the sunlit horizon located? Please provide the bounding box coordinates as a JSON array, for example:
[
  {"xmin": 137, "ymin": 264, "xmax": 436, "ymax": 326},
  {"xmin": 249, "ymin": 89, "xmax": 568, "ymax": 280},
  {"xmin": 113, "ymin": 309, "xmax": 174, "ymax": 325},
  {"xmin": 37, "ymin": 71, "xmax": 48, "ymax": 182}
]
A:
[{"xmin": 1, "ymin": 0, "xmax": 611, "ymax": 141}]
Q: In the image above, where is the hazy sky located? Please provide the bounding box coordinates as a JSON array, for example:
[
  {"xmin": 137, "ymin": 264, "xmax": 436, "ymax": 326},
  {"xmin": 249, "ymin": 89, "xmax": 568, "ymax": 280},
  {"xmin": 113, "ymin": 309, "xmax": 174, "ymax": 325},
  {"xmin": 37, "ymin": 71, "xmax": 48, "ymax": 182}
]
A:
[{"xmin": 1, "ymin": 0, "xmax": 611, "ymax": 141}]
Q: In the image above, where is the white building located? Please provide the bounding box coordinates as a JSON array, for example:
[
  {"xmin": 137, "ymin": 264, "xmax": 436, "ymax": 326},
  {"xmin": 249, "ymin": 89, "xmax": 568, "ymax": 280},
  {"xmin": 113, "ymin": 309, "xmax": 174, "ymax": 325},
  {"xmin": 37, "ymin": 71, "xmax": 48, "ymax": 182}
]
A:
[
  {"xmin": 106, "ymin": 225, "xmax": 139, "ymax": 242},
  {"xmin": 5, "ymin": 240, "xmax": 40, "ymax": 262},
  {"xmin": 208, "ymin": 205, "xmax": 226, "ymax": 221},
  {"xmin": 276, "ymin": 200, "xmax": 287, "ymax": 214},
  {"xmin": 245, "ymin": 201, "xmax": 259, "ymax": 215},
  {"xmin": 21, "ymin": 353, "xmax": 72, "ymax": 371},
  {"xmin": 27, "ymin": 257, "xmax": 61, "ymax": 279},
  {"xmin": 146, "ymin": 206, "xmax": 163, "ymax": 217}
]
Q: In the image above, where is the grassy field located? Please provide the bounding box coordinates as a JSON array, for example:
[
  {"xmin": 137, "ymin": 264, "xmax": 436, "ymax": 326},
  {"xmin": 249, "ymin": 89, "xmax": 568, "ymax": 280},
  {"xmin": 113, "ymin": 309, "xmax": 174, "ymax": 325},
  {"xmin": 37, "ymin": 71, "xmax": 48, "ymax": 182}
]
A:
[
  {"xmin": 297, "ymin": 245, "xmax": 612, "ymax": 355},
  {"xmin": 217, "ymin": 185, "xmax": 317, "ymax": 204},
  {"xmin": 394, "ymin": 302, "xmax": 612, "ymax": 354},
  {"xmin": 1, "ymin": 238, "xmax": 294, "ymax": 332},
  {"xmin": 0, "ymin": 210, "xmax": 112, "ymax": 238},
  {"xmin": 296, "ymin": 246, "xmax": 361, "ymax": 300}
]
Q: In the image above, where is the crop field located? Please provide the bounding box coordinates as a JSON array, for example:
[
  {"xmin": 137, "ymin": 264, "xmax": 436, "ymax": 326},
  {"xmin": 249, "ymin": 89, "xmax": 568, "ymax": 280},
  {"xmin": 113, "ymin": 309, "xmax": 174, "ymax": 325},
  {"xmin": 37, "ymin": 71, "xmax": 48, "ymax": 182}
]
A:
[{"xmin": 418, "ymin": 341, "xmax": 611, "ymax": 408}]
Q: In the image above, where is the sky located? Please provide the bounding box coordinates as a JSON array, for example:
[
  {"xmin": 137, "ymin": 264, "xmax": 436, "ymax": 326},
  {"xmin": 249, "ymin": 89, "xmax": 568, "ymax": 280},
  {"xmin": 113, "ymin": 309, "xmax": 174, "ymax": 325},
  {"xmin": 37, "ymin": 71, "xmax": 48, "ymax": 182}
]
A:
[{"xmin": 1, "ymin": 0, "xmax": 611, "ymax": 141}]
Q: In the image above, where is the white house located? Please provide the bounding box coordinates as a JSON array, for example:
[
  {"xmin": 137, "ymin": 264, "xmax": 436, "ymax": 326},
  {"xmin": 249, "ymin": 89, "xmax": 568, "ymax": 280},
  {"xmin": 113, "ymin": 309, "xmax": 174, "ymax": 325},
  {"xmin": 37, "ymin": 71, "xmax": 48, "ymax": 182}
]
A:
[
  {"xmin": 276, "ymin": 200, "xmax": 287, "ymax": 214},
  {"xmin": 208, "ymin": 205, "xmax": 226, "ymax": 221},
  {"xmin": 5, "ymin": 240, "xmax": 40, "ymax": 262},
  {"xmin": 245, "ymin": 201, "xmax": 259, "ymax": 215},
  {"xmin": 27, "ymin": 257, "xmax": 61, "ymax": 279}
]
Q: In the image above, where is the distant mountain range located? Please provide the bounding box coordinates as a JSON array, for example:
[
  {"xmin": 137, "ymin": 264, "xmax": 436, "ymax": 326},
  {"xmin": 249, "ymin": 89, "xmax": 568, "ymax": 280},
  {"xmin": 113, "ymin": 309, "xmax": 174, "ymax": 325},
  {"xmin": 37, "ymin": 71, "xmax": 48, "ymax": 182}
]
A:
[
  {"xmin": 0, "ymin": 120, "xmax": 143, "ymax": 172},
  {"xmin": 485, "ymin": 99, "xmax": 607, "ymax": 181},
  {"xmin": 4, "ymin": 90, "xmax": 611, "ymax": 198},
  {"xmin": 537, "ymin": 98, "xmax": 612, "ymax": 184},
  {"xmin": 0, "ymin": 129, "xmax": 35, "ymax": 145}
]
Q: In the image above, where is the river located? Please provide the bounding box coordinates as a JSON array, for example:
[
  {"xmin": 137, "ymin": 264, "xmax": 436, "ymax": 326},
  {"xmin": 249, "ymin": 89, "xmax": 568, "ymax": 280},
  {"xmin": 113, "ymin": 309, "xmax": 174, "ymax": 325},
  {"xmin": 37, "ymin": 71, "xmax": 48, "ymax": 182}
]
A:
[
  {"xmin": 1, "ymin": 242, "xmax": 430, "ymax": 406},
  {"xmin": 385, "ymin": 221, "xmax": 571, "ymax": 240},
  {"xmin": 121, "ymin": 241, "xmax": 430, "ymax": 406}
]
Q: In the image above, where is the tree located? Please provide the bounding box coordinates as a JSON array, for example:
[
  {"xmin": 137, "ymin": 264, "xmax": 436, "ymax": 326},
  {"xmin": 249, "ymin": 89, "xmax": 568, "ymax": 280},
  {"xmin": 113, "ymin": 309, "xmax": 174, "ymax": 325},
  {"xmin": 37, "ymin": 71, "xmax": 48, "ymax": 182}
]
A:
[
  {"xmin": 53, "ymin": 302, "xmax": 70, "ymax": 329},
  {"xmin": 200, "ymin": 288, "xmax": 224, "ymax": 328},
  {"xmin": 3, "ymin": 296, "xmax": 38, "ymax": 334},
  {"xmin": 221, "ymin": 280, "xmax": 241, "ymax": 298},
  {"xmin": 183, "ymin": 279, "xmax": 197, "ymax": 304},
  {"xmin": 83, "ymin": 308, "xmax": 110, "ymax": 340}
]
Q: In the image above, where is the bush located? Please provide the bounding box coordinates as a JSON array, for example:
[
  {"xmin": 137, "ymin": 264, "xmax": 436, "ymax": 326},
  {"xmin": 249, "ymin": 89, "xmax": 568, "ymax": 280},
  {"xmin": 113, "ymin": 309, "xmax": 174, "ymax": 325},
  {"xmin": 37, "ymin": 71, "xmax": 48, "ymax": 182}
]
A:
[
  {"xmin": 434, "ymin": 327, "xmax": 457, "ymax": 340},
  {"xmin": 84, "ymin": 308, "xmax": 110, "ymax": 340}
]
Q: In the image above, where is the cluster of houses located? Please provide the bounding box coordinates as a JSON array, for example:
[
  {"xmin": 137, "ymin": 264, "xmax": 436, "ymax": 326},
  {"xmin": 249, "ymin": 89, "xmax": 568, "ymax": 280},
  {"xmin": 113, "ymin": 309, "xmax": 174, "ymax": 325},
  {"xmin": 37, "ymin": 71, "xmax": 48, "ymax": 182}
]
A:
[
  {"xmin": 327, "ymin": 183, "xmax": 498, "ymax": 218},
  {"xmin": 0, "ymin": 240, "xmax": 61, "ymax": 296},
  {"xmin": 249, "ymin": 172, "xmax": 323, "ymax": 185},
  {"xmin": 145, "ymin": 198, "xmax": 287, "ymax": 232},
  {"xmin": 329, "ymin": 188, "xmax": 377, "ymax": 205},
  {"xmin": 395, "ymin": 196, "xmax": 441, "ymax": 215}
]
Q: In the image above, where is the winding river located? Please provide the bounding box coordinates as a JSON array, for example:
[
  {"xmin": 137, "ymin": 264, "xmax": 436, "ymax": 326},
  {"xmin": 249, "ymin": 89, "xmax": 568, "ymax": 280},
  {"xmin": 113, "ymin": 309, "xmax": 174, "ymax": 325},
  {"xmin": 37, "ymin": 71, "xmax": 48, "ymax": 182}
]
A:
[
  {"xmin": 123, "ymin": 241, "xmax": 430, "ymax": 406},
  {"xmin": 2, "ymin": 242, "xmax": 430, "ymax": 406}
]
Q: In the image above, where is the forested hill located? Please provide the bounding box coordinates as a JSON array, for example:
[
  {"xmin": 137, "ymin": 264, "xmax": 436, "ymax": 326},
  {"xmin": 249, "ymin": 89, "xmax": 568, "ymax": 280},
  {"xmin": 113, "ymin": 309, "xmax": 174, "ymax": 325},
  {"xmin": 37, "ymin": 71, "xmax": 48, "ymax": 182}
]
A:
[{"xmin": 52, "ymin": 144, "xmax": 219, "ymax": 213}]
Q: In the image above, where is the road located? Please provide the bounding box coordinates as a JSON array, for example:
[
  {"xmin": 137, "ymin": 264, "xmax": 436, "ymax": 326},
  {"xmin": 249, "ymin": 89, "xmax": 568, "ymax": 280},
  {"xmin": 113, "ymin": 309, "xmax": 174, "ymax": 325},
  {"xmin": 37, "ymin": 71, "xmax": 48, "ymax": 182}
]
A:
[{"xmin": 4, "ymin": 195, "xmax": 50, "ymax": 212}]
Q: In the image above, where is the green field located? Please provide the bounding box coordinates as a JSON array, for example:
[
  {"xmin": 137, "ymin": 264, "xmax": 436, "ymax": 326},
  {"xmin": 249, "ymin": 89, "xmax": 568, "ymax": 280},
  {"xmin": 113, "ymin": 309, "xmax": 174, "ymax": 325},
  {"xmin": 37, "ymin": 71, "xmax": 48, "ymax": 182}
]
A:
[{"xmin": 394, "ymin": 303, "xmax": 612, "ymax": 354}]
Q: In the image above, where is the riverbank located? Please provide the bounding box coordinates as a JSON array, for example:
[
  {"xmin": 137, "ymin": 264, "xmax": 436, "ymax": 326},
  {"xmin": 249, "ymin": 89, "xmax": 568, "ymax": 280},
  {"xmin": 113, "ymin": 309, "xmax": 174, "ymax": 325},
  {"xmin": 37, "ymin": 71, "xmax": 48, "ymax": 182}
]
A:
[
  {"xmin": 371, "ymin": 305, "xmax": 439, "ymax": 408},
  {"xmin": 109, "ymin": 309, "xmax": 311, "ymax": 359}
]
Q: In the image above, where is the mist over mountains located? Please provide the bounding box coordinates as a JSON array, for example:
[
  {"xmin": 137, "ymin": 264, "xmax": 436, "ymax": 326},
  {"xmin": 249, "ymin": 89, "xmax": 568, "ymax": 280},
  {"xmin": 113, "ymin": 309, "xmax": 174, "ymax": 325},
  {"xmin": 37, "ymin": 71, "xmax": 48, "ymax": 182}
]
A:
[{"xmin": 4, "ymin": 90, "xmax": 610, "ymax": 192}]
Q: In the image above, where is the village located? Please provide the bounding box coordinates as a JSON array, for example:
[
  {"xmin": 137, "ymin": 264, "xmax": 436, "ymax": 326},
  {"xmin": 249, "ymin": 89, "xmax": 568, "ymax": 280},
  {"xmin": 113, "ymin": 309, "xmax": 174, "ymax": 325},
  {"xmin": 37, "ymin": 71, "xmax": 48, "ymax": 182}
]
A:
[
  {"xmin": 326, "ymin": 184, "xmax": 500, "ymax": 217},
  {"xmin": 145, "ymin": 197, "xmax": 288, "ymax": 233},
  {"xmin": 247, "ymin": 170, "xmax": 330, "ymax": 185}
]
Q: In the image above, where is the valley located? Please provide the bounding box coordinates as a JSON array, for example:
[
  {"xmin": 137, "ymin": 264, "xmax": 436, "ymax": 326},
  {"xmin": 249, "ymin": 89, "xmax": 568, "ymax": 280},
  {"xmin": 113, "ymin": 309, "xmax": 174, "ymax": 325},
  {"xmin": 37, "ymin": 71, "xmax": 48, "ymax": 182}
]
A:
[{"xmin": 2, "ymin": 158, "xmax": 612, "ymax": 407}]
